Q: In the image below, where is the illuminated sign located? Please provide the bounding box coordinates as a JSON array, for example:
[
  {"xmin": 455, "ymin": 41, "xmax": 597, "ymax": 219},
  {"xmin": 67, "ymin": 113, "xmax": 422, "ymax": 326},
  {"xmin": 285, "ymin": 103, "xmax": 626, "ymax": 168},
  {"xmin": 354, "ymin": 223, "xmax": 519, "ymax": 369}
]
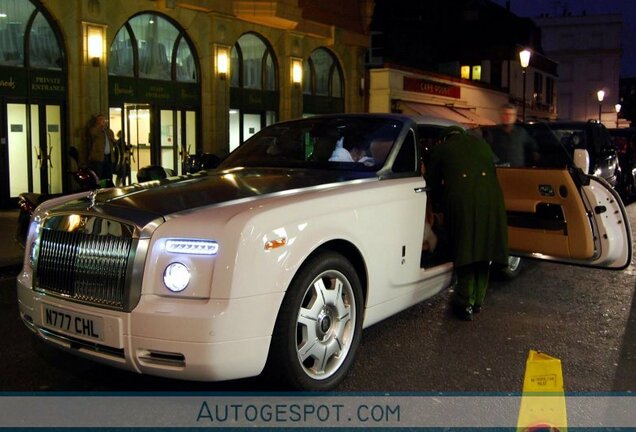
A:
[{"xmin": 403, "ymin": 77, "xmax": 460, "ymax": 99}]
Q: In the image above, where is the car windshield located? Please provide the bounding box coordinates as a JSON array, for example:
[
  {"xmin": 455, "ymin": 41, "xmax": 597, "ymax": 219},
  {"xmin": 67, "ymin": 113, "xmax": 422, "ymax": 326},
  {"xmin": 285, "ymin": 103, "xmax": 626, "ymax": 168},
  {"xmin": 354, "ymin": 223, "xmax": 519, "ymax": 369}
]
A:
[{"xmin": 219, "ymin": 117, "xmax": 403, "ymax": 171}]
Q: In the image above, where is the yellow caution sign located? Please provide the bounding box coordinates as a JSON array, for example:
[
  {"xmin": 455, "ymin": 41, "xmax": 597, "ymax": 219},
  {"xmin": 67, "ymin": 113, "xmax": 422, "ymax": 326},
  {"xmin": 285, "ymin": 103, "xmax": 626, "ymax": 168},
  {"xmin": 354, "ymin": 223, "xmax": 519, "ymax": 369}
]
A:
[{"xmin": 517, "ymin": 350, "xmax": 568, "ymax": 432}]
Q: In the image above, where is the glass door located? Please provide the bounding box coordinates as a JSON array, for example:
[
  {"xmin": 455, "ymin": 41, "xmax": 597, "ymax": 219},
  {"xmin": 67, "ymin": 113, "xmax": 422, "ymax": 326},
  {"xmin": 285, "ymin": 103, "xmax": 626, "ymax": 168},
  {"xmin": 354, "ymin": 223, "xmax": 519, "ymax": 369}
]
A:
[
  {"xmin": 44, "ymin": 105, "xmax": 62, "ymax": 194},
  {"xmin": 159, "ymin": 109, "xmax": 196, "ymax": 176},
  {"xmin": 7, "ymin": 103, "xmax": 30, "ymax": 198},
  {"xmin": 124, "ymin": 103, "xmax": 152, "ymax": 183},
  {"xmin": 229, "ymin": 110, "xmax": 276, "ymax": 152},
  {"xmin": 5, "ymin": 102, "xmax": 62, "ymax": 200}
]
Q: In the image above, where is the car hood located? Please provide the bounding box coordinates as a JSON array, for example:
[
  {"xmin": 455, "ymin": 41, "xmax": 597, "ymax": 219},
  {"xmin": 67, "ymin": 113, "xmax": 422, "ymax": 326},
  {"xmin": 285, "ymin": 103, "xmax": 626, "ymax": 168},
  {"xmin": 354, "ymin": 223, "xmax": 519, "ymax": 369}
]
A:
[{"xmin": 48, "ymin": 167, "xmax": 376, "ymax": 228}]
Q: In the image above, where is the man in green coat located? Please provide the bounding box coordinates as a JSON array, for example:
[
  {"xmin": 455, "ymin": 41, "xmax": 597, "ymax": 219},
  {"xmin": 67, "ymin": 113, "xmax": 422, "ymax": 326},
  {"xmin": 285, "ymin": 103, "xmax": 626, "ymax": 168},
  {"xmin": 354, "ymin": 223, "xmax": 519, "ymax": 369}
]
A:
[{"xmin": 426, "ymin": 126, "xmax": 509, "ymax": 321}]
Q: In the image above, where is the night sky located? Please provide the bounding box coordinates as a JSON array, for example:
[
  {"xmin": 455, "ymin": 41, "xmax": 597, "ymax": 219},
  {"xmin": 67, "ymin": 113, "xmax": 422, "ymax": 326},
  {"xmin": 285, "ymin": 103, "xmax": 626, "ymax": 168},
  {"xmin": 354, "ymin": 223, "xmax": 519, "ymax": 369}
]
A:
[{"xmin": 490, "ymin": 0, "xmax": 636, "ymax": 77}]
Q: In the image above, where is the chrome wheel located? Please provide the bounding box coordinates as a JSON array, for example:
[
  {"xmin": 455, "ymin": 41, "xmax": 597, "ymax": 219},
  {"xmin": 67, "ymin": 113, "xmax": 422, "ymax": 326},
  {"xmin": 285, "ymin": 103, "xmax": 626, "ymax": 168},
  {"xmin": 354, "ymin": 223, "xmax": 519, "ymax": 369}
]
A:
[
  {"xmin": 296, "ymin": 269, "xmax": 356, "ymax": 380},
  {"xmin": 269, "ymin": 251, "xmax": 362, "ymax": 390}
]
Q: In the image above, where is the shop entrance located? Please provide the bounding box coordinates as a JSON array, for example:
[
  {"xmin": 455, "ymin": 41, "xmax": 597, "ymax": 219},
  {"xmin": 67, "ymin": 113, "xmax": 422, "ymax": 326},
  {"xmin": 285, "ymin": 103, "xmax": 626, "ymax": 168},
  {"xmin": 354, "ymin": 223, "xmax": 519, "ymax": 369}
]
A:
[
  {"xmin": 0, "ymin": 101, "xmax": 63, "ymax": 207},
  {"xmin": 109, "ymin": 103, "xmax": 197, "ymax": 184},
  {"xmin": 229, "ymin": 110, "xmax": 276, "ymax": 152}
]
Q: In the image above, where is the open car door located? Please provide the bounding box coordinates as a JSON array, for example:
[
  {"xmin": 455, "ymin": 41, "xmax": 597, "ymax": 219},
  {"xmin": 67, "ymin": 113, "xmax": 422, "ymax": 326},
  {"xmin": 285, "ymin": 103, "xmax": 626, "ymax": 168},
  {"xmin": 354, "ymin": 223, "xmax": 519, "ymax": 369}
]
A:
[{"xmin": 497, "ymin": 167, "xmax": 632, "ymax": 269}]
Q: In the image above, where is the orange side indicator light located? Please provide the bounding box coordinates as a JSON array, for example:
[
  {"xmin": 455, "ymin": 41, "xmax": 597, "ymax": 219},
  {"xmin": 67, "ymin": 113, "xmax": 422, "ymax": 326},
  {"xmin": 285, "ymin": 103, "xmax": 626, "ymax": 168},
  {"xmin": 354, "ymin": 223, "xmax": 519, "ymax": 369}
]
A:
[{"xmin": 264, "ymin": 238, "xmax": 287, "ymax": 250}]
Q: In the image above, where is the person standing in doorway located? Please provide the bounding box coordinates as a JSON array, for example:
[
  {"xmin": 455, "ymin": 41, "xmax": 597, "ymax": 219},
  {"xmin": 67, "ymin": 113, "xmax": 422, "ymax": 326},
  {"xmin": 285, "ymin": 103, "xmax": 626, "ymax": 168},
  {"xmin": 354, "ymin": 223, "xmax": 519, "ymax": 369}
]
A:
[
  {"xmin": 85, "ymin": 113, "xmax": 116, "ymax": 184},
  {"xmin": 426, "ymin": 126, "xmax": 509, "ymax": 321},
  {"xmin": 113, "ymin": 130, "xmax": 131, "ymax": 187},
  {"xmin": 483, "ymin": 103, "xmax": 539, "ymax": 167}
]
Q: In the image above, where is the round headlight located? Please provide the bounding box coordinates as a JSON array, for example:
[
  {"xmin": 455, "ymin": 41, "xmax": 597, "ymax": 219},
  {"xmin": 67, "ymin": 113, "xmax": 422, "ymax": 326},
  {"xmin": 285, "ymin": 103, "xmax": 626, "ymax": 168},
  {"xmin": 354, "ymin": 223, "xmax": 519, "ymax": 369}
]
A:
[
  {"xmin": 28, "ymin": 241, "xmax": 38, "ymax": 268},
  {"xmin": 163, "ymin": 262, "xmax": 191, "ymax": 292}
]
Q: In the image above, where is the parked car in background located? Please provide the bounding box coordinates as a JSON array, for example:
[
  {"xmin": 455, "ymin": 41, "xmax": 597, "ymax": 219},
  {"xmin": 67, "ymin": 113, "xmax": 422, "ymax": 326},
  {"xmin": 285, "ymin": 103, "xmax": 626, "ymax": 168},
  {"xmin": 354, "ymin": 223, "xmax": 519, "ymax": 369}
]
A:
[
  {"xmin": 17, "ymin": 114, "xmax": 631, "ymax": 391},
  {"xmin": 608, "ymin": 127, "xmax": 636, "ymax": 199},
  {"xmin": 517, "ymin": 121, "xmax": 620, "ymax": 190}
]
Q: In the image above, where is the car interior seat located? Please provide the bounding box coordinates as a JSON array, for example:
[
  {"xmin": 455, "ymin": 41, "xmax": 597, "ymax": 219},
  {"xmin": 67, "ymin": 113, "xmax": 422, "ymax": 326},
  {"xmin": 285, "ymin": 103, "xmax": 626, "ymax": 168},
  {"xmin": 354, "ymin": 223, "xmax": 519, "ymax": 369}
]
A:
[
  {"xmin": 369, "ymin": 138, "xmax": 394, "ymax": 164},
  {"xmin": 311, "ymin": 136, "xmax": 336, "ymax": 161}
]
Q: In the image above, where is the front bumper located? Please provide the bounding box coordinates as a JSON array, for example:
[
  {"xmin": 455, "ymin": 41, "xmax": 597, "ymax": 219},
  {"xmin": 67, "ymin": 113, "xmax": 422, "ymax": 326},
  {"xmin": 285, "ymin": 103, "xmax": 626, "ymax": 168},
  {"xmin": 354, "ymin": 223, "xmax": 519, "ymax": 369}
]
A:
[{"xmin": 17, "ymin": 279, "xmax": 284, "ymax": 382}]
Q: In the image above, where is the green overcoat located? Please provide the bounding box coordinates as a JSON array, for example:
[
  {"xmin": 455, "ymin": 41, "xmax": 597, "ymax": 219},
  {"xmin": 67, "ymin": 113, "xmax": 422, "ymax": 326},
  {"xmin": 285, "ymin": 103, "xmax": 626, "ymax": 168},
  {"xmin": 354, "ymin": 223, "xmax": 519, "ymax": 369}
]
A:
[{"xmin": 426, "ymin": 129, "xmax": 509, "ymax": 268}]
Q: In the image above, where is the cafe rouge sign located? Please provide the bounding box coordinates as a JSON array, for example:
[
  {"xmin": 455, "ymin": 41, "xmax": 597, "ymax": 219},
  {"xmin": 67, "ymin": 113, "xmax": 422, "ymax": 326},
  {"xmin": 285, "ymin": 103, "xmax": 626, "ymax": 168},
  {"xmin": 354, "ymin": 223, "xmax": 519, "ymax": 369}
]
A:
[
  {"xmin": 403, "ymin": 76, "xmax": 461, "ymax": 99},
  {"xmin": 0, "ymin": 68, "xmax": 65, "ymax": 98}
]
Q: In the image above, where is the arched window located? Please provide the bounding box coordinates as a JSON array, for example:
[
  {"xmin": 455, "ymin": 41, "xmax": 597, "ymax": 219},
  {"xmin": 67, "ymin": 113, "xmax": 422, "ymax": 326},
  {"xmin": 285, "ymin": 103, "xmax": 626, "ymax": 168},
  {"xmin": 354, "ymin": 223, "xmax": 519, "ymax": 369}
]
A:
[
  {"xmin": 108, "ymin": 13, "xmax": 198, "ymax": 83},
  {"xmin": 0, "ymin": 0, "xmax": 63, "ymax": 70},
  {"xmin": 228, "ymin": 33, "xmax": 278, "ymax": 151},
  {"xmin": 303, "ymin": 48, "xmax": 344, "ymax": 115},
  {"xmin": 303, "ymin": 48, "xmax": 343, "ymax": 98},
  {"xmin": 230, "ymin": 33, "xmax": 277, "ymax": 91}
]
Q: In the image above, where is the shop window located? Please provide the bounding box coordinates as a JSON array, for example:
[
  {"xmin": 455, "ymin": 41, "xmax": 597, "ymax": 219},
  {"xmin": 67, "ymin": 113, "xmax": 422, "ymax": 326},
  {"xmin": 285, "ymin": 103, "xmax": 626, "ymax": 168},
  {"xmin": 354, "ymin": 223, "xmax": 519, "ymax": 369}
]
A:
[
  {"xmin": 29, "ymin": 13, "xmax": 62, "ymax": 69},
  {"xmin": 303, "ymin": 48, "xmax": 343, "ymax": 98},
  {"xmin": 331, "ymin": 67, "xmax": 342, "ymax": 98},
  {"xmin": 230, "ymin": 33, "xmax": 277, "ymax": 91},
  {"xmin": 109, "ymin": 13, "xmax": 198, "ymax": 83},
  {"xmin": 230, "ymin": 47, "xmax": 240, "ymax": 87},
  {"xmin": 175, "ymin": 37, "xmax": 196, "ymax": 82},
  {"xmin": 109, "ymin": 28, "xmax": 134, "ymax": 77},
  {"xmin": 130, "ymin": 14, "xmax": 177, "ymax": 80},
  {"xmin": 460, "ymin": 65, "xmax": 470, "ymax": 80},
  {"xmin": 0, "ymin": 0, "xmax": 63, "ymax": 69}
]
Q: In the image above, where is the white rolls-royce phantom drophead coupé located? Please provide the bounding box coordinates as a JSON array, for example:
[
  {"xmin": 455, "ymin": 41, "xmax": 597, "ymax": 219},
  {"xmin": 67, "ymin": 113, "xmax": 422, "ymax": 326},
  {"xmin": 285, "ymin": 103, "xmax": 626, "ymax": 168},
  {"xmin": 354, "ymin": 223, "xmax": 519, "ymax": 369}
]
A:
[{"xmin": 17, "ymin": 114, "xmax": 631, "ymax": 390}]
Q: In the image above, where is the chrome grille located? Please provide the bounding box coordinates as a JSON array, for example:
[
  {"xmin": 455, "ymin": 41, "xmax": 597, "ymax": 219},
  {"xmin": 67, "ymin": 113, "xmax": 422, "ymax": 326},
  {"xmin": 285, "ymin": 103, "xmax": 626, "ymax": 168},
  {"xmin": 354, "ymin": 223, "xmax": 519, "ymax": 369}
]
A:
[{"xmin": 36, "ymin": 227, "xmax": 133, "ymax": 309}]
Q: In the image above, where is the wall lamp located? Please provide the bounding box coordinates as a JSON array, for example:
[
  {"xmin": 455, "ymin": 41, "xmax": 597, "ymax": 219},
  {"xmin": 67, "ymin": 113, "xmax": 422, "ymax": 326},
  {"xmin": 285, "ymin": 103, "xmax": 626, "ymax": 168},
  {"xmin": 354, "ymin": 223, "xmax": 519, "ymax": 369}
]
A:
[
  {"xmin": 84, "ymin": 23, "xmax": 105, "ymax": 67},
  {"xmin": 291, "ymin": 58, "xmax": 302, "ymax": 85},
  {"xmin": 215, "ymin": 45, "xmax": 230, "ymax": 79}
]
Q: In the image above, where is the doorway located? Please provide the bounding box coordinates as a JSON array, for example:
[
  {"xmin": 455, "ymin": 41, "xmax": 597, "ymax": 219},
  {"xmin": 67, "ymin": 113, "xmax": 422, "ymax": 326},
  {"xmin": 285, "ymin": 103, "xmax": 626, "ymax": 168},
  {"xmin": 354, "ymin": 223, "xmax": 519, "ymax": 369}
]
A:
[
  {"xmin": 109, "ymin": 104, "xmax": 197, "ymax": 184},
  {"xmin": 0, "ymin": 101, "xmax": 63, "ymax": 206},
  {"xmin": 109, "ymin": 104, "xmax": 151, "ymax": 185},
  {"xmin": 229, "ymin": 110, "xmax": 276, "ymax": 152},
  {"xmin": 159, "ymin": 109, "xmax": 197, "ymax": 176}
]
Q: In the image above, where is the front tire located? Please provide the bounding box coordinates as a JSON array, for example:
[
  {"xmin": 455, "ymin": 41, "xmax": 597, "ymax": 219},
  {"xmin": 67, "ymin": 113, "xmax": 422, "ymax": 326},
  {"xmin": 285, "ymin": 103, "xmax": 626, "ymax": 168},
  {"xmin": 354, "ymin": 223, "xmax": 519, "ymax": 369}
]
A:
[{"xmin": 269, "ymin": 251, "xmax": 363, "ymax": 391}]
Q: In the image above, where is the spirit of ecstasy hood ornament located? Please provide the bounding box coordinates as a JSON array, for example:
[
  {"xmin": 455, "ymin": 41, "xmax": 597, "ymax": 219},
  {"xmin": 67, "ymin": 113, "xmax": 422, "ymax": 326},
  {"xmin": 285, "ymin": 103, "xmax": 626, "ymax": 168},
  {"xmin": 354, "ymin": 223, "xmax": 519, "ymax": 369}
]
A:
[{"xmin": 87, "ymin": 189, "xmax": 98, "ymax": 210}]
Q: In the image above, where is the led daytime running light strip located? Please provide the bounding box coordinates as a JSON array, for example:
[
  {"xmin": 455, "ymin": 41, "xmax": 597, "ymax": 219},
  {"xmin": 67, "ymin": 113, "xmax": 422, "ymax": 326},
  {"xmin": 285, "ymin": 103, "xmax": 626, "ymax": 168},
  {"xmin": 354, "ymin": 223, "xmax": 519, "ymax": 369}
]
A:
[{"xmin": 166, "ymin": 239, "xmax": 219, "ymax": 255}]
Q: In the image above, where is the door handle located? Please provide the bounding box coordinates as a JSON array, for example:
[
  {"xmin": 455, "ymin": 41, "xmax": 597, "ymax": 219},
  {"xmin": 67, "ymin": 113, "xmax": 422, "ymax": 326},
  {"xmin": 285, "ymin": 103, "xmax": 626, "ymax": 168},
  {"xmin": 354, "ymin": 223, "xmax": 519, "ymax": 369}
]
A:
[
  {"xmin": 47, "ymin": 135, "xmax": 53, "ymax": 168},
  {"xmin": 538, "ymin": 184, "xmax": 555, "ymax": 197},
  {"xmin": 34, "ymin": 146, "xmax": 42, "ymax": 168},
  {"xmin": 414, "ymin": 187, "xmax": 429, "ymax": 193}
]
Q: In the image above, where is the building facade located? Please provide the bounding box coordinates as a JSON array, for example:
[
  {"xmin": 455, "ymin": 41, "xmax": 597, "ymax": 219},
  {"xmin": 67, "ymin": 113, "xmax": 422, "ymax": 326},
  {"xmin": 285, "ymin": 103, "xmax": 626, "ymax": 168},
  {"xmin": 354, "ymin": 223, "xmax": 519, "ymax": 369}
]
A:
[
  {"xmin": 368, "ymin": 66, "xmax": 504, "ymax": 126},
  {"xmin": 535, "ymin": 12, "xmax": 622, "ymax": 125},
  {"xmin": 366, "ymin": 0, "xmax": 558, "ymax": 124},
  {"xmin": 0, "ymin": 0, "xmax": 372, "ymax": 208}
]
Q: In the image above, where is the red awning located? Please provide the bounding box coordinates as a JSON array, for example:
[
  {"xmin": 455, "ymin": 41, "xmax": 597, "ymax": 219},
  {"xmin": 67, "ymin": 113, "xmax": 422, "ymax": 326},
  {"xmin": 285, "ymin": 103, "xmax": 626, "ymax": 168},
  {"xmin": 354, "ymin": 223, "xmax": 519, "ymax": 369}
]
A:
[
  {"xmin": 398, "ymin": 102, "xmax": 495, "ymax": 127},
  {"xmin": 399, "ymin": 102, "xmax": 470, "ymax": 125},
  {"xmin": 450, "ymin": 107, "xmax": 496, "ymax": 126}
]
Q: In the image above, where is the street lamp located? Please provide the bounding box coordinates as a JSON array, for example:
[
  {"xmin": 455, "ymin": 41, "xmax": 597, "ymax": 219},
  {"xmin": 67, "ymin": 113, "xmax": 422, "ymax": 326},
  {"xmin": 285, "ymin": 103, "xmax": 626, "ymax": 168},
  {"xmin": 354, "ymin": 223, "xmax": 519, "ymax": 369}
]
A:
[
  {"xmin": 597, "ymin": 89, "xmax": 605, "ymax": 122},
  {"xmin": 615, "ymin": 103, "xmax": 622, "ymax": 128},
  {"xmin": 519, "ymin": 49, "xmax": 532, "ymax": 122}
]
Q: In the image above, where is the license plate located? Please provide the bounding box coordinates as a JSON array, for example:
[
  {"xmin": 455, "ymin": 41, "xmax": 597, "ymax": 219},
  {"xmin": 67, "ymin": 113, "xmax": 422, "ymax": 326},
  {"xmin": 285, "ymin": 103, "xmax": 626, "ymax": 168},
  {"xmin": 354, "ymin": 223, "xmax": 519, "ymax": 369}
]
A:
[{"xmin": 42, "ymin": 305, "xmax": 104, "ymax": 341}]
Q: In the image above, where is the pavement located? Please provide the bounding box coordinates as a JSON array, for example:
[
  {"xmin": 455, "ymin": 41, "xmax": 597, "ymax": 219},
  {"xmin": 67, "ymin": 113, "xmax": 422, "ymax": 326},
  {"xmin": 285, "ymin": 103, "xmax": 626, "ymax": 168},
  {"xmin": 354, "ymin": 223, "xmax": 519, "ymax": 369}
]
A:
[{"xmin": 0, "ymin": 208, "xmax": 24, "ymax": 275}]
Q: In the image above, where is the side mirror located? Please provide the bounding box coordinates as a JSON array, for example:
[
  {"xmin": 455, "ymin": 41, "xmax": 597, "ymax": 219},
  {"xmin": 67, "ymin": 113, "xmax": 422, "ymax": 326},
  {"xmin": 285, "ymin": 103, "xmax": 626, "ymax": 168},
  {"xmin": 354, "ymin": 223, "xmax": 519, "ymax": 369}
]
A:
[{"xmin": 573, "ymin": 148, "xmax": 590, "ymax": 174}]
